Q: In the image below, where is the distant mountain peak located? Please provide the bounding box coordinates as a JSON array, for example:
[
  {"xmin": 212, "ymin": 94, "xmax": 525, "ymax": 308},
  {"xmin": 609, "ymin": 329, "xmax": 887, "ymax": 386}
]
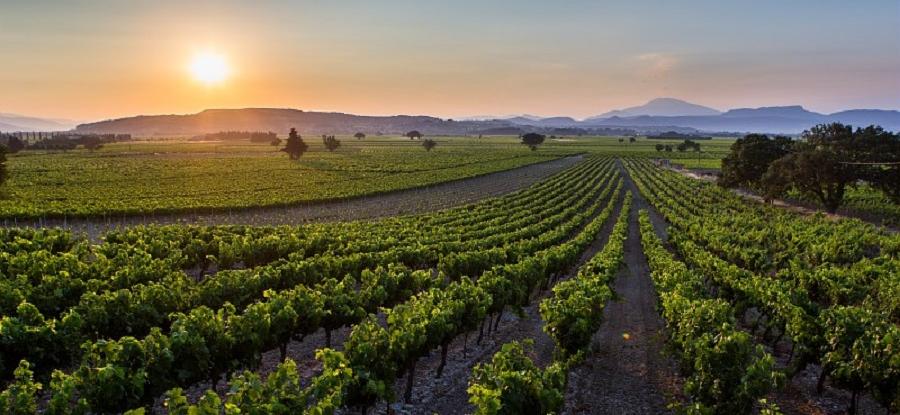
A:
[
  {"xmin": 591, "ymin": 98, "xmax": 721, "ymax": 119},
  {"xmin": 0, "ymin": 113, "xmax": 76, "ymax": 132},
  {"xmin": 646, "ymin": 97, "xmax": 694, "ymax": 105}
]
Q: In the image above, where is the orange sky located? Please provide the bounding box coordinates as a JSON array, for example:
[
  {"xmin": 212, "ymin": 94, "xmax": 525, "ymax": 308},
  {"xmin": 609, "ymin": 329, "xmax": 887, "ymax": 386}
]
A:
[{"xmin": 1, "ymin": 1, "xmax": 898, "ymax": 122}]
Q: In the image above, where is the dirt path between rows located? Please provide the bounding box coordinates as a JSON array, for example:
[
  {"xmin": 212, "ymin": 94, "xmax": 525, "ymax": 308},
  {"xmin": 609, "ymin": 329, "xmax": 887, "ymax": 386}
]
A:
[
  {"xmin": 393, "ymin": 179, "xmax": 627, "ymax": 415},
  {"xmin": 147, "ymin": 160, "xmax": 610, "ymax": 414},
  {"xmin": 560, "ymin": 161, "xmax": 683, "ymax": 414},
  {"xmin": 8, "ymin": 155, "xmax": 584, "ymax": 240},
  {"xmin": 404, "ymin": 162, "xmax": 684, "ymax": 415}
]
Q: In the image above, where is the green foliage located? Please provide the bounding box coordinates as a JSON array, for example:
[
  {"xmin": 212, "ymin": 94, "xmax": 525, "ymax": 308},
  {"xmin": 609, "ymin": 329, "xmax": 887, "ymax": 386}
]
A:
[
  {"xmin": 751, "ymin": 123, "xmax": 900, "ymax": 212},
  {"xmin": 0, "ymin": 138, "xmax": 567, "ymax": 218},
  {"xmin": 0, "ymin": 361, "xmax": 41, "ymax": 415},
  {"xmin": 322, "ymin": 135, "xmax": 341, "ymax": 152},
  {"xmin": 763, "ymin": 148, "xmax": 853, "ymax": 213},
  {"xmin": 676, "ymin": 139, "xmax": 701, "ymax": 152},
  {"xmin": 0, "ymin": 143, "xmax": 7, "ymax": 187},
  {"xmin": 468, "ymin": 340, "xmax": 566, "ymax": 415},
  {"xmin": 629, "ymin": 157, "xmax": 898, "ymax": 414},
  {"xmin": 540, "ymin": 192, "xmax": 631, "ymax": 356},
  {"xmin": 719, "ymin": 134, "xmax": 792, "ymax": 192},
  {"xmin": 521, "ymin": 133, "xmax": 545, "ymax": 150},
  {"xmin": 637, "ymin": 209, "xmax": 784, "ymax": 414},
  {"xmin": 822, "ymin": 306, "xmax": 900, "ymax": 412}
]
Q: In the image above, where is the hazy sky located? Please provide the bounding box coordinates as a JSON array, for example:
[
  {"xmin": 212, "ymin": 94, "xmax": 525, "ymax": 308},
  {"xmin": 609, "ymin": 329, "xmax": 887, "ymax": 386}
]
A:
[{"xmin": 1, "ymin": 0, "xmax": 898, "ymax": 121}]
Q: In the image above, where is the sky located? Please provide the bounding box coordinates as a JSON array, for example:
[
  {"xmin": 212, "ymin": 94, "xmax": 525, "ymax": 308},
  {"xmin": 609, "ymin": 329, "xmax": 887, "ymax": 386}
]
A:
[{"xmin": 1, "ymin": 0, "xmax": 898, "ymax": 122}]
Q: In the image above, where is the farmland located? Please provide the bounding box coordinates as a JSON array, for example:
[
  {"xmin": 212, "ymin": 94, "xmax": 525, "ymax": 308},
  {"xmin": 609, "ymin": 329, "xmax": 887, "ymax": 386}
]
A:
[
  {"xmin": 0, "ymin": 135, "xmax": 897, "ymax": 415},
  {"xmin": 5, "ymin": 1, "xmax": 899, "ymax": 413},
  {"xmin": 0, "ymin": 136, "xmax": 577, "ymax": 219}
]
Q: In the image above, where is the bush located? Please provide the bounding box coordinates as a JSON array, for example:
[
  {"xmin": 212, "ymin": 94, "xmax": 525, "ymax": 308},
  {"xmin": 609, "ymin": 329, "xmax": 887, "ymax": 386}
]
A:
[{"xmin": 468, "ymin": 340, "xmax": 565, "ymax": 415}]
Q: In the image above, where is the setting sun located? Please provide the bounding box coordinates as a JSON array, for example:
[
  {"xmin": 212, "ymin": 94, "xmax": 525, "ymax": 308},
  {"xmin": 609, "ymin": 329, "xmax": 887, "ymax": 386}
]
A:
[{"xmin": 189, "ymin": 52, "xmax": 230, "ymax": 85}]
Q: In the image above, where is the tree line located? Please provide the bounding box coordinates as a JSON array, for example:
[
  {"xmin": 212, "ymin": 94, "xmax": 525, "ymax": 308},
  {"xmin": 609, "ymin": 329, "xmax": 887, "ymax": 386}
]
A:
[
  {"xmin": 720, "ymin": 122, "xmax": 899, "ymax": 212},
  {"xmin": 196, "ymin": 131, "xmax": 278, "ymax": 143},
  {"xmin": 653, "ymin": 139, "xmax": 701, "ymax": 152},
  {"xmin": 1, "ymin": 133, "xmax": 131, "ymax": 152}
]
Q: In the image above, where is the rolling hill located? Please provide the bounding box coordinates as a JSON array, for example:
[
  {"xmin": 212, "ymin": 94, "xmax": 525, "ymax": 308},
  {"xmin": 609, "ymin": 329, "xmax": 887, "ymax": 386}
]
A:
[{"xmin": 73, "ymin": 102, "xmax": 900, "ymax": 136}]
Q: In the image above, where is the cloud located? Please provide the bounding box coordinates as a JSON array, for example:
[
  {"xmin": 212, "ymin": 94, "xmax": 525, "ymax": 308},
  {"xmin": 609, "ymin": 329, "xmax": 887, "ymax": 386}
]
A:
[{"xmin": 635, "ymin": 53, "xmax": 678, "ymax": 79}]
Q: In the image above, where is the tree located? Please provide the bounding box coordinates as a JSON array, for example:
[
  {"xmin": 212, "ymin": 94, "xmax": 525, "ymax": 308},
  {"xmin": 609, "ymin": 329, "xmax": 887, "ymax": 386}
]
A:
[
  {"xmin": 760, "ymin": 124, "xmax": 859, "ymax": 213},
  {"xmin": 871, "ymin": 165, "xmax": 900, "ymax": 204},
  {"xmin": 762, "ymin": 150, "xmax": 851, "ymax": 213},
  {"xmin": 520, "ymin": 133, "xmax": 545, "ymax": 151},
  {"xmin": 270, "ymin": 137, "xmax": 282, "ymax": 147},
  {"xmin": 618, "ymin": 138, "xmax": 624, "ymax": 143},
  {"xmin": 664, "ymin": 144, "xmax": 673, "ymax": 152},
  {"xmin": 354, "ymin": 132, "xmax": 366, "ymax": 140},
  {"xmin": 322, "ymin": 135, "xmax": 341, "ymax": 152},
  {"xmin": 655, "ymin": 143, "xmax": 664, "ymax": 152},
  {"xmin": 720, "ymin": 134, "xmax": 793, "ymax": 191},
  {"xmin": 405, "ymin": 130, "xmax": 423, "ymax": 140},
  {"xmin": 2, "ymin": 136, "xmax": 24, "ymax": 154},
  {"xmin": 753, "ymin": 123, "xmax": 900, "ymax": 211},
  {"xmin": 629, "ymin": 136, "xmax": 636, "ymax": 143},
  {"xmin": 0, "ymin": 144, "xmax": 7, "ymax": 187},
  {"xmin": 280, "ymin": 128, "xmax": 308, "ymax": 160},
  {"xmin": 675, "ymin": 139, "xmax": 701, "ymax": 152},
  {"xmin": 81, "ymin": 136, "xmax": 103, "ymax": 151},
  {"xmin": 853, "ymin": 125, "xmax": 900, "ymax": 203},
  {"xmin": 422, "ymin": 138, "xmax": 437, "ymax": 152}
]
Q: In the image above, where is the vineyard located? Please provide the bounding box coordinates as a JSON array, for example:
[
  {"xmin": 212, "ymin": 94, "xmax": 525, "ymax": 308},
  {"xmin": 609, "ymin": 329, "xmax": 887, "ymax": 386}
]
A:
[
  {"xmin": 626, "ymin": 158, "xmax": 899, "ymax": 414},
  {"xmin": 0, "ymin": 137, "xmax": 576, "ymax": 219},
  {"xmin": 0, "ymin": 143, "xmax": 897, "ymax": 414}
]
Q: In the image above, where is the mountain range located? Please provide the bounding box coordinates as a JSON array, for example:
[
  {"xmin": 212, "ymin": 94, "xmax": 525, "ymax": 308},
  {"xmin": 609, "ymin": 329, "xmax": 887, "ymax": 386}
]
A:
[
  {"xmin": 0, "ymin": 113, "xmax": 76, "ymax": 132},
  {"xmin": 502, "ymin": 99, "xmax": 900, "ymax": 134},
  {"xmin": 20, "ymin": 98, "xmax": 900, "ymax": 136}
]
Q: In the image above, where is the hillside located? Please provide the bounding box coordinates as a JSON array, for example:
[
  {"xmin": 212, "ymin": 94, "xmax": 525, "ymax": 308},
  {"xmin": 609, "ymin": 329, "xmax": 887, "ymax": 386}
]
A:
[
  {"xmin": 0, "ymin": 113, "xmax": 75, "ymax": 132},
  {"xmin": 75, "ymin": 108, "xmax": 512, "ymax": 136},
  {"xmin": 75, "ymin": 105, "xmax": 900, "ymax": 136}
]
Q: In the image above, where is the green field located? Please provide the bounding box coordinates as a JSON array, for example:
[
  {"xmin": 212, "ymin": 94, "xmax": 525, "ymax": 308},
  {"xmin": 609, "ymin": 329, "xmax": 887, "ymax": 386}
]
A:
[
  {"xmin": 0, "ymin": 135, "xmax": 738, "ymax": 218},
  {"xmin": 0, "ymin": 136, "xmax": 577, "ymax": 218}
]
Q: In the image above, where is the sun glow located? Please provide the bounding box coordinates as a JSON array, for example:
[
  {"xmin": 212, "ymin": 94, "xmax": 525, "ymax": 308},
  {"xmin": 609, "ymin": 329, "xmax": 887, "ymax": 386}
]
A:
[{"xmin": 189, "ymin": 52, "xmax": 230, "ymax": 85}]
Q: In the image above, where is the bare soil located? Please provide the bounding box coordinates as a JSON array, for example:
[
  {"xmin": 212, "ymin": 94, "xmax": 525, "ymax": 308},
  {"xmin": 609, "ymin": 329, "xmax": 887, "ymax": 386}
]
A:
[{"xmin": 560, "ymin": 162, "xmax": 683, "ymax": 414}]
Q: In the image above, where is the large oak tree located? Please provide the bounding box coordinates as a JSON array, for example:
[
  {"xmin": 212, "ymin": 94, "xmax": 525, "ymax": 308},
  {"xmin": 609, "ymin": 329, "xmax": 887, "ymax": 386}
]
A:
[{"xmin": 719, "ymin": 134, "xmax": 793, "ymax": 192}]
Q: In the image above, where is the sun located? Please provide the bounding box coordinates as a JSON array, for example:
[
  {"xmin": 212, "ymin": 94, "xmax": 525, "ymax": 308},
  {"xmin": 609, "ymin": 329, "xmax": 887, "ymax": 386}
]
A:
[{"xmin": 189, "ymin": 52, "xmax": 230, "ymax": 85}]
